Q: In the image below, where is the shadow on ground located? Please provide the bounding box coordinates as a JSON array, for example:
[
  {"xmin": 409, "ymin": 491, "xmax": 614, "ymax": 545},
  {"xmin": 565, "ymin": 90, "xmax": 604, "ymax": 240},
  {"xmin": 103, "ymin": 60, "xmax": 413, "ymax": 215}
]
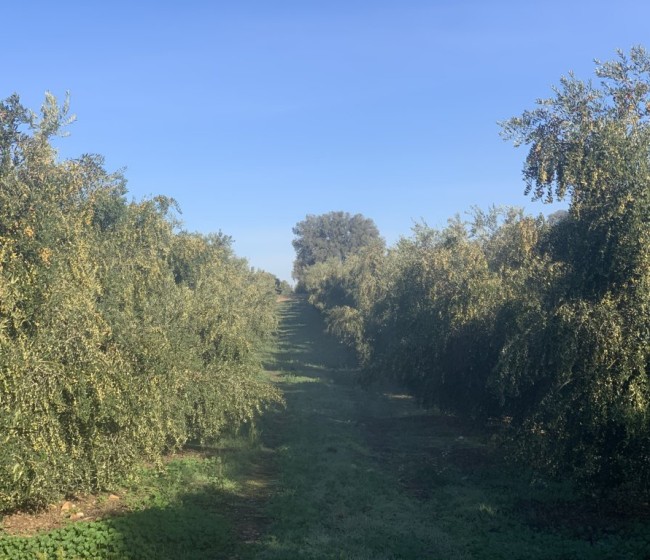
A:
[{"xmin": 246, "ymin": 297, "xmax": 470, "ymax": 559}]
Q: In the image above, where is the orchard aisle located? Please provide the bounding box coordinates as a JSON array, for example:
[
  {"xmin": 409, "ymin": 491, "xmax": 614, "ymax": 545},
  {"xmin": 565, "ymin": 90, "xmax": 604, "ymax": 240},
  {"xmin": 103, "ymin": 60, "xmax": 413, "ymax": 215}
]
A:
[{"xmin": 252, "ymin": 297, "xmax": 468, "ymax": 559}]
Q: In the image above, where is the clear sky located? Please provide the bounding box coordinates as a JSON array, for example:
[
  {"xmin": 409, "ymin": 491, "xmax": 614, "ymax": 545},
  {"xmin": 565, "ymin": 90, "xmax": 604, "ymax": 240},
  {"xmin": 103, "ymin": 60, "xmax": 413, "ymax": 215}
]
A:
[{"xmin": 4, "ymin": 1, "xmax": 649, "ymax": 281}]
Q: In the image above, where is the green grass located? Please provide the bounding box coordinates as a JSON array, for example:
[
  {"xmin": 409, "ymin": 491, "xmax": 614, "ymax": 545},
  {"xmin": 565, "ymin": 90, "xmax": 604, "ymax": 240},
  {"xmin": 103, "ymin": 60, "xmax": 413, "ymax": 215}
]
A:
[
  {"xmin": 249, "ymin": 300, "xmax": 463, "ymax": 559},
  {"xmin": 2, "ymin": 296, "xmax": 650, "ymax": 559},
  {"xmin": 0, "ymin": 437, "xmax": 265, "ymax": 559},
  {"xmin": 0, "ymin": 467, "xmax": 233, "ymax": 559}
]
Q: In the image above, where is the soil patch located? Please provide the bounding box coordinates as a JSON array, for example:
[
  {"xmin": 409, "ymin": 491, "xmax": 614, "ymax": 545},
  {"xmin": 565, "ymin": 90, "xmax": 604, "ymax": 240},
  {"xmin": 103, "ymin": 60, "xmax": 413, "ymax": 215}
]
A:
[{"xmin": 1, "ymin": 492, "xmax": 128, "ymax": 537}]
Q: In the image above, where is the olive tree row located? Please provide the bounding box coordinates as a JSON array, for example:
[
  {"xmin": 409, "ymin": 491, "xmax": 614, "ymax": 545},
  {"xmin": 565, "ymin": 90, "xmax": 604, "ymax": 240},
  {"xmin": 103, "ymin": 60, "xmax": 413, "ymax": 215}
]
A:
[
  {"xmin": 0, "ymin": 94, "xmax": 281, "ymax": 511},
  {"xmin": 295, "ymin": 48, "xmax": 650, "ymax": 498}
]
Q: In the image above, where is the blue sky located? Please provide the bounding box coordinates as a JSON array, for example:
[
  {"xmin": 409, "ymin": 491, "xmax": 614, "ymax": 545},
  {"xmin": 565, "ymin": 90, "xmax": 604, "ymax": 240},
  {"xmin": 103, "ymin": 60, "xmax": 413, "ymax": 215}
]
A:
[{"xmin": 4, "ymin": 1, "xmax": 649, "ymax": 281}]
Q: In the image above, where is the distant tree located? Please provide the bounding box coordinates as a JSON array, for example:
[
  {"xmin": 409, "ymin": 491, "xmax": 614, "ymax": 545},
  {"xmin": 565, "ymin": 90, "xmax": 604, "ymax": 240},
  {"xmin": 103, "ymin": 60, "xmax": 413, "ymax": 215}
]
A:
[
  {"xmin": 546, "ymin": 209, "xmax": 568, "ymax": 227},
  {"xmin": 292, "ymin": 211, "xmax": 383, "ymax": 285},
  {"xmin": 275, "ymin": 277, "xmax": 293, "ymax": 295}
]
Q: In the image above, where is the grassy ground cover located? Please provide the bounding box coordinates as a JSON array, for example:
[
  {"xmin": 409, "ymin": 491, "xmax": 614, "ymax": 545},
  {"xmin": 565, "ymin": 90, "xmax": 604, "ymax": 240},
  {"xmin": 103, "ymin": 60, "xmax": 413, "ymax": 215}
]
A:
[
  {"xmin": 0, "ymin": 440, "xmax": 266, "ymax": 559},
  {"xmin": 1, "ymin": 296, "xmax": 649, "ymax": 558}
]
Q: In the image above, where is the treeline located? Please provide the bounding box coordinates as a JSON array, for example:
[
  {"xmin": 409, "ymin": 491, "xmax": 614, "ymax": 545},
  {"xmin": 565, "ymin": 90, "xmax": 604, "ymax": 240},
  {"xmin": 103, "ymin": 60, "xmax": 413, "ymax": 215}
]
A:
[
  {"xmin": 295, "ymin": 48, "xmax": 650, "ymax": 498},
  {"xmin": 0, "ymin": 94, "xmax": 282, "ymax": 511}
]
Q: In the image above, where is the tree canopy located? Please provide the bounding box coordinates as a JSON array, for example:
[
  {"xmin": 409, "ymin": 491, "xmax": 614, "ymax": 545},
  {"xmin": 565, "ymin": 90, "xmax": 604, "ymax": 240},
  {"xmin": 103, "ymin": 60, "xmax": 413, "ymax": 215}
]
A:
[{"xmin": 292, "ymin": 211, "xmax": 383, "ymax": 285}]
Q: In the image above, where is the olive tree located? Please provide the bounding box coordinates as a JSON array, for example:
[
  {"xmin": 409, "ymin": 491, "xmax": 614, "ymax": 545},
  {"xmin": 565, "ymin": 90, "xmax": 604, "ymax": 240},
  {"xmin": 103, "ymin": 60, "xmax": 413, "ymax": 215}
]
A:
[{"xmin": 499, "ymin": 47, "xmax": 650, "ymax": 493}]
